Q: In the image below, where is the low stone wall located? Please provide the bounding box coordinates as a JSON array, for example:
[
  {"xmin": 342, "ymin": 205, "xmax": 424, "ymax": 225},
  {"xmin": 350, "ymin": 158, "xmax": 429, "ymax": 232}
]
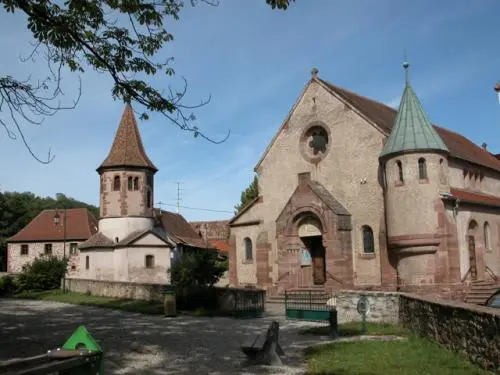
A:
[
  {"xmin": 66, "ymin": 278, "xmax": 165, "ymax": 301},
  {"xmin": 334, "ymin": 290, "xmax": 399, "ymax": 324},
  {"xmin": 400, "ymin": 294, "xmax": 500, "ymax": 373}
]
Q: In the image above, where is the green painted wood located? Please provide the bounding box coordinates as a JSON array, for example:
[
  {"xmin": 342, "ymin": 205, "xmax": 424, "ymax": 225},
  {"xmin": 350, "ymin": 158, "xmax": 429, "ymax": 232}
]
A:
[{"xmin": 285, "ymin": 309, "xmax": 330, "ymax": 321}]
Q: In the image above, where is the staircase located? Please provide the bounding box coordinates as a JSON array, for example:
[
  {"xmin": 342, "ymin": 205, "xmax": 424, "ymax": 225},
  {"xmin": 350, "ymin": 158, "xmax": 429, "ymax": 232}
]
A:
[{"xmin": 465, "ymin": 280, "xmax": 500, "ymax": 305}]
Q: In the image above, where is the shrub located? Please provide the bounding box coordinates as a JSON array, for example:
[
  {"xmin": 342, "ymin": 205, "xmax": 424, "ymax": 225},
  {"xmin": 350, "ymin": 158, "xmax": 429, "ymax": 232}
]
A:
[
  {"xmin": 169, "ymin": 250, "xmax": 228, "ymax": 310},
  {"xmin": 0, "ymin": 275, "xmax": 17, "ymax": 296},
  {"xmin": 17, "ymin": 256, "xmax": 68, "ymax": 292}
]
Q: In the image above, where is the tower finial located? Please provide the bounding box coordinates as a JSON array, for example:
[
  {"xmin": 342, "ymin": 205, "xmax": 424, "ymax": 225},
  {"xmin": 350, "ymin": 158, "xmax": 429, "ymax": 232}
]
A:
[
  {"xmin": 311, "ymin": 67, "xmax": 319, "ymax": 79},
  {"xmin": 403, "ymin": 60, "xmax": 410, "ymax": 84}
]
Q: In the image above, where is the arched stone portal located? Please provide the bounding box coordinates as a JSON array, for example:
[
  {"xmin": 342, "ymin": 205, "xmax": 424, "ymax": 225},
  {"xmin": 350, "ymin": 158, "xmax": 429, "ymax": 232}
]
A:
[{"xmin": 297, "ymin": 215, "xmax": 325, "ymax": 285}]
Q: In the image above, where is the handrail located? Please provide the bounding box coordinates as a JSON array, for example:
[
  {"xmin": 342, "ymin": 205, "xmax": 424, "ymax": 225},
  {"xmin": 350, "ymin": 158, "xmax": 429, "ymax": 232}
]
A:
[
  {"xmin": 461, "ymin": 266, "xmax": 471, "ymax": 283},
  {"xmin": 485, "ymin": 266, "xmax": 498, "ymax": 282}
]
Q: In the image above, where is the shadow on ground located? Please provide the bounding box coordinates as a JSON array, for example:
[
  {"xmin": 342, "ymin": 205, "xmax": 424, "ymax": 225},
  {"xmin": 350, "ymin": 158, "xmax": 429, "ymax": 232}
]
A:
[{"xmin": 0, "ymin": 299, "xmax": 329, "ymax": 375}]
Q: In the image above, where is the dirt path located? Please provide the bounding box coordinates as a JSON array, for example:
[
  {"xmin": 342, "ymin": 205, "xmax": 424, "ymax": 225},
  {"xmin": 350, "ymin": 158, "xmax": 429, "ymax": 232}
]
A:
[{"xmin": 0, "ymin": 299, "xmax": 330, "ymax": 374}]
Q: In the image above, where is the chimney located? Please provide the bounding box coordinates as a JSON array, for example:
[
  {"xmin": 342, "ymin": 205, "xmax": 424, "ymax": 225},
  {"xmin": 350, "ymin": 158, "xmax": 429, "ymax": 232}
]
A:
[{"xmin": 482, "ymin": 143, "xmax": 487, "ymax": 151}]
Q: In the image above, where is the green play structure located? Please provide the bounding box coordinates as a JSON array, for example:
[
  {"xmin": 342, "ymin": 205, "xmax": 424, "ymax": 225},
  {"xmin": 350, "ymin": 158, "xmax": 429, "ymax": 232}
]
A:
[{"xmin": 0, "ymin": 326, "xmax": 104, "ymax": 374}]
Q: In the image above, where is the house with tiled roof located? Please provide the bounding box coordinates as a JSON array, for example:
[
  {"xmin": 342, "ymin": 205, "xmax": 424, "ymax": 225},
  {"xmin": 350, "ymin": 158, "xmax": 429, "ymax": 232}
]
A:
[
  {"xmin": 76, "ymin": 104, "xmax": 216, "ymax": 284},
  {"xmin": 7, "ymin": 208, "xmax": 98, "ymax": 275},
  {"xmin": 228, "ymin": 64, "xmax": 500, "ymax": 302}
]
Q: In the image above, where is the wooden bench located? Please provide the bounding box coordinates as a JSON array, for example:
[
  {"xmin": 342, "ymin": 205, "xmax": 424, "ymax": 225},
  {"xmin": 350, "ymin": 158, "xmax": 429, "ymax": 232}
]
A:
[{"xmin": 241, "ymin": 321, "xmax": 285, "ymax": 365}]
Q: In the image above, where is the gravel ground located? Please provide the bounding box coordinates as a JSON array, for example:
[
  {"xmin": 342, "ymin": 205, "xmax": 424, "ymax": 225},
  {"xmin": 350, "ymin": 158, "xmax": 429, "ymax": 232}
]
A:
[{"xmin": 0, "ymin": 299, "xmax": 331, "ymax": 374}]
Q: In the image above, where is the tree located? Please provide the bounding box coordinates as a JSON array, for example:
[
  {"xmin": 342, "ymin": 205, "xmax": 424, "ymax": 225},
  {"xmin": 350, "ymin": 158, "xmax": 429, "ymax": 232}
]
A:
[
  {"xmin": 1, "ymin": 0, "xmax": 295, "ymax": 163},
  {"xmin": 234, "ymin": 174, "xmax": 258, "ymax": 214}
]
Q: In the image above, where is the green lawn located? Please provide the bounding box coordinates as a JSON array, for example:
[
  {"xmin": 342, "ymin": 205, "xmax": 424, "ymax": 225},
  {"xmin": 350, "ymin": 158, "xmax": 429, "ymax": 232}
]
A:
[{"xmin": 304, "ymin": 323, "xmax": 494, "ymax": 375}]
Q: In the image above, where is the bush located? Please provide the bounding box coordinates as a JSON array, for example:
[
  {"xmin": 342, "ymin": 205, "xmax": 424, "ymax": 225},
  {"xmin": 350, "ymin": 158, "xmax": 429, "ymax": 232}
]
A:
[
  {"xmin": 17, "ymin": 256, "xmax": 68, "ymax": 292},
  {"xmin": 0, "ymin": 275, "xmax": 17, "ymax": 296},
  {"xmin": 169, "ymin": 250, "xmax": 228, "ymax": 310}
]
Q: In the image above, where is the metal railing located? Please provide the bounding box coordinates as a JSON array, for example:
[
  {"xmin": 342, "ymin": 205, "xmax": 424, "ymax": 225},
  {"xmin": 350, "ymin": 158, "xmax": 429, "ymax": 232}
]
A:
[{"xmin": 232, "ymin": 288, "xmax": 265, "ymax": 318}]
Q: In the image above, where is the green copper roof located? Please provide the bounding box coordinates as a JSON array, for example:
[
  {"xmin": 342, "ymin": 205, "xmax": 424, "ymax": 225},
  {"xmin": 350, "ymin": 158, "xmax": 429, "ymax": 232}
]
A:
[{"xmin": 380, "ymin": 63, "xmax": 448, "ymax": 158}]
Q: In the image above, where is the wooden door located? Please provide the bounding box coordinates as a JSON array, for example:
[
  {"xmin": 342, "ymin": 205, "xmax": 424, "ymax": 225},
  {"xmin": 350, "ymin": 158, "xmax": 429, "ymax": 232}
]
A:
[
  {"xmin": 468, "ymin": 235, "xmax": 477, "ymax": 281},
  {"xmin": 310, "ymin": 237, "xmax": 326, "ymax": 285}
]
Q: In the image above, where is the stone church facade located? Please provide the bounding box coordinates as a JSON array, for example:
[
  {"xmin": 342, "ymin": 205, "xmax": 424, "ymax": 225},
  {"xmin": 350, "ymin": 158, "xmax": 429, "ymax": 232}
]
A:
[{"xmin": 227, "ymin": 66, "xmax": 500, "ymax": 299}]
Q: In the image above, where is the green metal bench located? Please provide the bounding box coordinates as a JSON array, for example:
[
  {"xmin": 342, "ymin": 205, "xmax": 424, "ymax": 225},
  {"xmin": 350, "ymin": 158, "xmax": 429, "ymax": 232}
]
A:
[
  {"xmin": 285, "ymin": 290, "xmax": 338, "ymax": 337},
  {"xmin": 0, "ymin": 326, "xmax": 104, "ymax": 375}
]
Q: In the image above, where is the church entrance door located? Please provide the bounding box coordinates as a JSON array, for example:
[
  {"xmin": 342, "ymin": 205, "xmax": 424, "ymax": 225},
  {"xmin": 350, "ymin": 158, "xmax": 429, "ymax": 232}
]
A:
[
  {"xmin": 301, "ymin": 235, "xmax": 326, "ymax": 285},
  {"xmin": 467, "ymin": 235, "xmax": 477, "ymax": 281}
]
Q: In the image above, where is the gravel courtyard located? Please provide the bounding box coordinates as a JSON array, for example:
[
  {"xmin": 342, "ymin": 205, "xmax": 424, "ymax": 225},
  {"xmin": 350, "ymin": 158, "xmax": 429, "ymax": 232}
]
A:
[{"xmin": 0, "ymin": 299, "xmax": 331, "ymax": 374}]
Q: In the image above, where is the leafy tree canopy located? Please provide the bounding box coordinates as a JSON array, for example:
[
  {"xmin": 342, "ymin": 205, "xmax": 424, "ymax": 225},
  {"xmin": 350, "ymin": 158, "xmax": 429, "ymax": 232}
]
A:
[
  {"xmin": 1, "ymin": 0, "xmax": 295, "ymax": 163},
  {"xmin": 234, "ymin": 175, "xmax": 258, "ymax": 214},
  {"xmin": 0, "ymin": 191, "xmax": 99, "ymax": 271}
]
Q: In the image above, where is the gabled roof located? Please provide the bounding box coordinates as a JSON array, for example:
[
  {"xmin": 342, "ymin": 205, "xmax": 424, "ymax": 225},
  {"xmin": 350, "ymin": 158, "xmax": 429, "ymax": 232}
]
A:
[
  {"xmin": 79, "ymin": 228, "xmax": 173, "ymax": 250},
  {"xmin": 309, "ymin": 181, "xmax": 350, "ymax": 215},
  {"xmin": 79, "ymin": 232, "xmax": 115, "ymax": 249},
  {"xmin": 156, "ymin": 209, "xmax": 212, "ymax": 249},
  {"xmin": 228, "ymin": 196, "xmax": 261, "ymax": 225},
  {"xmin": 97, "ymin": 103, "xmax": 158, "ymax": 173},
  {"xmin": 254, "ymin": 73, "xmax": 500, "ymax": 173},
  {"xmin": 8, "ymin": 208, "xmax": 98, "ymax": 243},
  {"xmin": 447, "ymin": 188, "xmax": 500, "ymax": 209},
  {"xmin": 380, "ymin": 63, "xmax": 448, "ymax": 158}
]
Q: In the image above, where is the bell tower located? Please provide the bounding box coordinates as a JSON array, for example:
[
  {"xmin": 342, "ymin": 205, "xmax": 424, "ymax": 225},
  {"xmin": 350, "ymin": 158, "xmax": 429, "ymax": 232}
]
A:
[{"xmin": 96, "ymin": 103, "xmax": 158, "ymax": 241}]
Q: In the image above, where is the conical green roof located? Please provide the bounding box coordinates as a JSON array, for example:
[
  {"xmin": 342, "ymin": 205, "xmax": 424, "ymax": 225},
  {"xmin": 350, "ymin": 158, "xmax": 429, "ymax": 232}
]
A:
[{"xmin": 380, "ymin": 63, "xmax": 448, "ymax": 158}]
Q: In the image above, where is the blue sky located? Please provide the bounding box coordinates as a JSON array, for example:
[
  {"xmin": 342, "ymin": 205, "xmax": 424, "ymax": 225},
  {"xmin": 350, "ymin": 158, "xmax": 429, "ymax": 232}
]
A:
[{"xmin": 1, "ymin": 0, "xmax": 500, "ymax": 221}]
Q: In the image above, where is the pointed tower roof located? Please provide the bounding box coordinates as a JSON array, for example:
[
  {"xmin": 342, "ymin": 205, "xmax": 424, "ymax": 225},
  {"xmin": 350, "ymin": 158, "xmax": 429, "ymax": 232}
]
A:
[
  {"xmin": 380, "ymin": 62, "xmax": 448, "ymax": 159},
  {"xmin": 97, "ymin": 103, "xmax": 158, "ymax": 173}
]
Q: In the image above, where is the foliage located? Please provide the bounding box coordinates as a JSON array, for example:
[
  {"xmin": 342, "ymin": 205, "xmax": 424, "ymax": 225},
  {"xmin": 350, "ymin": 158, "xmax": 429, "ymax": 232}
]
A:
[
  {"xmin": 169, "ymin": 250, "xmax": 227, "ymax": 310},
  {"xmin": 234, "ymin": 175, "xmax": 258, "ymax": 214},
  {"xmin": 1, "ymin": 0, "xmax": 294, "ymax": 162},
  {"xmin": 0, "ymin": 191, "xmax": 98, "ymax": 271},
  {"xmin": 16, "ymin": 255, "xmax": 68, "ymax": 292},
  {"xmin": 0, "ymin": 275, "xmax": 17, "ymax": 296}
]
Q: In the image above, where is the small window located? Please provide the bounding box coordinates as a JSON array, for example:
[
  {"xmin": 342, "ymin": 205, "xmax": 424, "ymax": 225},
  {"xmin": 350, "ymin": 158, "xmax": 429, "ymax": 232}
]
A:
[
  {"xmin": 418, "ymin": 158, "xmax": 427, "ymax": 180},
  {"xmin": 70, "ymin": 243, "xmax": 78, "ymax": 255},
  {"xmin": 71, "ymin": 265, "xmax": 76, "ymax": 270},
  {"xmin": 128, "ymin": 176, "xmax": 133, "ymax": 190},
  {"xmin": 85, "ymin": 256, "xmax": 90, "ymax": 270},
  {"xmin": 20, "ymin": 244, "xmax": 29, "ymax": 256},
  {"xmin": 133, "ymin": 177, "xmax": 139, "ymax": 191},
  {"xmin": 484, "ymin": 222, "xmax": 491, "ymax": 251},
  {"xmin": 44, "ymin": 243, "xmax": 52, "ymax": 255},
  {"xmin": 145, "ymin": 255, "xmax": 155, "ymax": 268},
  {"xmin": 113, "ymin": 175, "xmax": 121, "ymax": 191},
  {"xmin": 396, "ymin": 160, "xmax": 404, "ymax": 183},
  {"xmin": 147, "ymin": 189, "xmax": 151, "ymax": 208},
  {"xmin": 362, "ymin": 226, "xmax": 374, "ymax": 254},
  {"xmin": 244, "ymin": 237, "xmax": 253, "ymax": 261}
]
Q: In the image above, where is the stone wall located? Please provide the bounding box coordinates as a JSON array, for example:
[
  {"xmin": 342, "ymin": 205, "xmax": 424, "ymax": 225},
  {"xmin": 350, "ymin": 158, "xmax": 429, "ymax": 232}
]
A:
[
  {"xmin": 66, "ymin": 278, "xmax": 165, "ymax": 301},
  {"xmin": 334, "ymin": 290, "xmax": 399, "ymax": 324},
  {"xmin": 399, "ymin": 294, "xmax": 500, "ymax": 373}
]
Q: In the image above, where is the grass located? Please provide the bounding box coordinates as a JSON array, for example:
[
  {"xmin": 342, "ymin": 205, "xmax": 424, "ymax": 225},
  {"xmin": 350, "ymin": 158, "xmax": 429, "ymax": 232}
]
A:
[
  {"xmin": 304, "ymin": 323, "xmax": 494, "ymax": 375},
  {"xmin": 299, "ymin": 321, "xmax": 409, "ymax": 337},
  {"xmin": 13, "ymin": 290, "xmax": 232, "ymax": 317}
]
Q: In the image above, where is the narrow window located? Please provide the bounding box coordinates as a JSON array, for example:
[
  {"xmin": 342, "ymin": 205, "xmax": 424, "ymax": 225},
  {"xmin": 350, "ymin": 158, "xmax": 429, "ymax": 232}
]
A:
[
  {"xmin": 418, "ymin": 158, "xmax": 427, "ymax": 180},
  {"xmin": 484, "ymin": 222, "xmax": 491, "ymax": 250},
  {"xmin": 147, "ymin": 190, "xmax": 151, "ymax": 208},
  {"xmin": 145, "ymin": 255, "xmax": 155, "ymax": 268},
  {"xmin": 70, "ymin": 243, "xmax": 78, "ymax": 255},
  {"xmin": 128, "ymin": 176, "xmax": 133, "ymax": 190},
  {"xmin": 396, "ymin": 160, "xmax": 404, "ymax": 183},
  {"xmin": 20, "ymin": 244, "xmax": 29, "ymax": 256},
  {"xmin": 85, "ymin": 256, "xmax": 90, "ymax": 270},
  {"xmin": 113, "ymin": 175, "xmax": 121, "ymax": 191},
  {"xmin": 244, "ymin": 237, "xmax": 253, "ymax": 261},
  {"xmin": 439, "ymin": 159, "xmax": 447, "ymax": 184},
  {"xmin": 362, "ymin": 226, "xmax": 374, "ymax": 254},
  {"xmin": 133, "ymin": 177, "xmax": 139, "ymax": 191},
  {"xmin": 44, "ymin": 243, "xmax": 52, "ymax": 255}
]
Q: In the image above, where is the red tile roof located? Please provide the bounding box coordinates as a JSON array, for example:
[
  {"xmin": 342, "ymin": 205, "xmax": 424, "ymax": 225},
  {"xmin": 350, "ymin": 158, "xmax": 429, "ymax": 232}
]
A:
[
  {"xmin": 450, "ymin": 188, "xmax": 500, "ymax": 208},
  {"xmin": 208, "ymin": 239, "xmax": 230, "ymax": 253},
  {"xmin": 97, "ymin": 104, "xmax": 157, "ymax": 172},
  {"xmin": 319, "ymin": 79, "xmax": 500, "ymax": 172},
  {"xmin": 156, "ymin": 210, "xmax": 212, "ymax": 249},
  {"xmin": 8, "ymin": 208, "xmax": 98, "ymax": 243}
]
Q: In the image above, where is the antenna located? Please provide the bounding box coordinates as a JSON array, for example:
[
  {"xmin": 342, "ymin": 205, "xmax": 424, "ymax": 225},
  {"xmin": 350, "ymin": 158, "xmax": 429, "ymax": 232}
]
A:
[
  {"xmin": 174, "ymin": 181, "xmax": 184, "ymax": 214},
  {"xmin": 495, "ymin": 82, "xmax": 500, "ymax": 104}
]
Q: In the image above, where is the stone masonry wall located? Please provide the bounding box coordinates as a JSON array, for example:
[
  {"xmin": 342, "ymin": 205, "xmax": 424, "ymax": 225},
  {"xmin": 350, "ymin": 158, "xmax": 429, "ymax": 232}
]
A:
[
  {"xmin": 333, "ymin": 290, "xmax": 400, "ymax": 324},
  {"xmin": 399, "ymin": 294, "xmax": 500, "ymax": 373},
  {"xmin": 8, "ymin": 241, "xmax": 82, "ymax": 277},
  {"xmin": 66, "ymin": 278, "xmax": 166, "ymax": 301}
]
